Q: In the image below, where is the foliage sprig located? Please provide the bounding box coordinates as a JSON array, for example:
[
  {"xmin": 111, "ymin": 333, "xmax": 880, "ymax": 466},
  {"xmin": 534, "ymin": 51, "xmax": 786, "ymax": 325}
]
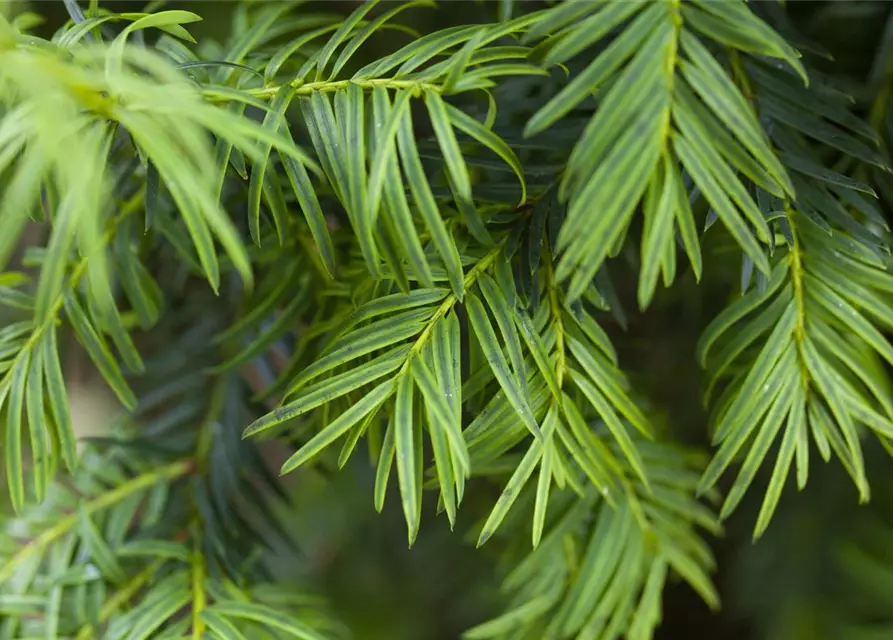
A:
[{"xmin": 2, "ymin": 1, "xmax": 893, "ymax": 637}]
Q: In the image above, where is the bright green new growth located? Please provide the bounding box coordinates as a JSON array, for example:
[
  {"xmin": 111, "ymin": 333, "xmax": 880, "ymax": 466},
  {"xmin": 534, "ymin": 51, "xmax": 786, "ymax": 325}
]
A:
[{"xmin": 1, "ymin": 1, "xmax": 893, "ymax": 638}]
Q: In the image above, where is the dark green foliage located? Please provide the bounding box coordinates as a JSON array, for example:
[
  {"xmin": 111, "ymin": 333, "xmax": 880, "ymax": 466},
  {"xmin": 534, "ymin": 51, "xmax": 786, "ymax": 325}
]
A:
[{"xmin": 1, "ymin": 1, "xmax": 893, "ymax": 638}]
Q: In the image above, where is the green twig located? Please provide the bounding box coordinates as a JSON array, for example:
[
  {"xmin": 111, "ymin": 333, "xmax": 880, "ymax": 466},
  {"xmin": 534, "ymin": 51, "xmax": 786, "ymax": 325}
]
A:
[
  {"xmin": 0, "ymin": 458, "xmax": 192, "ymax": 585},
  {"xmin": 74, "ymin": 558, "xmax": 166, "ymax": 640}
]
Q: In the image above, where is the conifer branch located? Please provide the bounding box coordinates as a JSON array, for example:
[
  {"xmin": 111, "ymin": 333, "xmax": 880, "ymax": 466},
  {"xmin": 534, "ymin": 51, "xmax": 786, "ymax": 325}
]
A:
[
  {"xmin": 0, "ymin": 458, "xmax": 193, "ymax": 585},
  {"xmin": 2, "ymin": 2, "xmax": 893, "ymax": 638}
]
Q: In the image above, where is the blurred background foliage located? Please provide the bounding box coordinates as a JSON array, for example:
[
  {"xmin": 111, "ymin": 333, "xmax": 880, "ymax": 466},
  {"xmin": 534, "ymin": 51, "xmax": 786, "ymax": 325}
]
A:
[{"xmin": 2, "ymin": 2, "xmax": 893, "ymax": 639}]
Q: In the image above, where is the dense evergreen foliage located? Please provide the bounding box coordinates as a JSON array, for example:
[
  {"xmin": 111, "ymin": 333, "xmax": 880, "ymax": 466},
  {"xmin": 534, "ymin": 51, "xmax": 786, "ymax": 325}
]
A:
[{"xmin": 1, "ymin": 1, "xmax": 893, "ymax": 638}]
